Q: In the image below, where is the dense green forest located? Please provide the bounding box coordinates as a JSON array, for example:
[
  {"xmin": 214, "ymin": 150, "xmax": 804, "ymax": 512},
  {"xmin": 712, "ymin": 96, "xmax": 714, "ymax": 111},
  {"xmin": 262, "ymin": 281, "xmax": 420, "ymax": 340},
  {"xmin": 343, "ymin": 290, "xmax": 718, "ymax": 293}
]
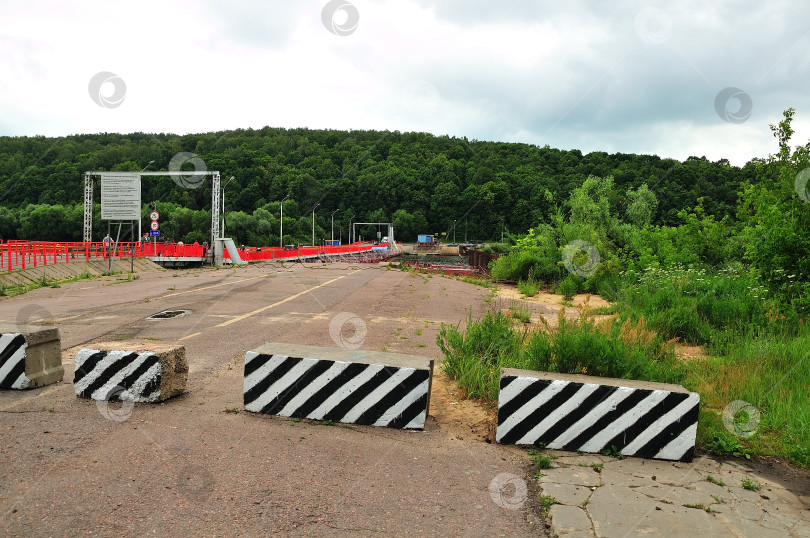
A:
[{"xmin": 0, "ymin": 125, "xmax": 756, "ymax": 245}]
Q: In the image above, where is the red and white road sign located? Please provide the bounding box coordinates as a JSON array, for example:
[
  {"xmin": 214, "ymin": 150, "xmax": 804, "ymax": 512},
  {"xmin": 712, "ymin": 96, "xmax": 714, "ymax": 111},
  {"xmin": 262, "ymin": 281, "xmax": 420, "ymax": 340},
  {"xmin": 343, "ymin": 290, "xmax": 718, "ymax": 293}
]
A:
[
  {"xmin": 150, "ymin": 221, "xmax": 159, "ymax": 231},
  {"xmin": 150, "ymin": 211, "xmax": 159, "ymax": 221}
]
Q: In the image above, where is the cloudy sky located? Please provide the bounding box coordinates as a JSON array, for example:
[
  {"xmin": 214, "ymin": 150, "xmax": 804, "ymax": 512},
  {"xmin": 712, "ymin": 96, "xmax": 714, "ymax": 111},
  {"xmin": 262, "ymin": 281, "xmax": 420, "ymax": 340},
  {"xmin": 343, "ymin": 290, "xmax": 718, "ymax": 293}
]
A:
[{"xmin": 2, "ymin": 0, "xmax": 809, "ymax": 166}]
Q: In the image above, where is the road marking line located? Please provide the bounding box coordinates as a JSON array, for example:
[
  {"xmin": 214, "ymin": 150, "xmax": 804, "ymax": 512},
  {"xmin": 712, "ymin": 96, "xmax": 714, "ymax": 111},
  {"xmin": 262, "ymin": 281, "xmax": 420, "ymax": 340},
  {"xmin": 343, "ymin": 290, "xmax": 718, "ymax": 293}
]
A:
[
  {"xmin": 214, "ymin": 274, "xmax": 349, "ymax": 328},
  {"xmin": 179, "ymin": 332, "xmax": 202, "ymax": 341},
  {"xmin": 0, "ymin": 383, "xmax": 64, "ymax": 411},
  {"xmin": 161, "ymin": 276, "xmax": 263, "ymax": 298}
]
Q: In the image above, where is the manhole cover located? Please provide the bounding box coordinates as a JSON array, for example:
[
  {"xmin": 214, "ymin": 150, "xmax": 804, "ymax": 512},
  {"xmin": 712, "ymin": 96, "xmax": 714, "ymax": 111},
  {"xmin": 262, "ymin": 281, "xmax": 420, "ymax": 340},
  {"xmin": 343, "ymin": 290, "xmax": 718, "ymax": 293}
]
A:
[{"xmin": 147, "ymin": 310, "xmax": 190, "ymax": 320}]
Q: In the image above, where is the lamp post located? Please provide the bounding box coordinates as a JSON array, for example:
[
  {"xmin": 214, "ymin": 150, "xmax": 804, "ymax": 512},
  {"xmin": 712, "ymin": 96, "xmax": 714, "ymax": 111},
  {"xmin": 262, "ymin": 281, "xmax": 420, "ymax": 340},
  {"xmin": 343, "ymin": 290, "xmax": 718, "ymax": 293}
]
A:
[
  {"xmin": 221, "ymin": 176, "xmax": 235, "ymax": 239},
  {"xmin": 280, "ymin": 194, "xmax": 290, "ymax": 247},
  {"xmin": 139, "ymin": 160, "xmax": 155, "ymax": 242},
  {"xmin": 311, "ymin": 203, "xmax": 320, "ymax": 246},
  {"xmin": 331, "ymin": 209, "xmax": 338, "ymax": 243},
  {"xmin": 348, "ymin": 214, "xmax": 354, "ymax": 244}
]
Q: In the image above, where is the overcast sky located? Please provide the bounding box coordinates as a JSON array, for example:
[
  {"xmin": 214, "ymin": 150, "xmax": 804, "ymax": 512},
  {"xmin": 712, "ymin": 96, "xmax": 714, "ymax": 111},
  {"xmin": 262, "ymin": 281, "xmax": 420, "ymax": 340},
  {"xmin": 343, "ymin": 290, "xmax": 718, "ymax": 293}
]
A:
[{"xmin": 2, "ymin": 0, "xmax": 809, "ymax": 166}]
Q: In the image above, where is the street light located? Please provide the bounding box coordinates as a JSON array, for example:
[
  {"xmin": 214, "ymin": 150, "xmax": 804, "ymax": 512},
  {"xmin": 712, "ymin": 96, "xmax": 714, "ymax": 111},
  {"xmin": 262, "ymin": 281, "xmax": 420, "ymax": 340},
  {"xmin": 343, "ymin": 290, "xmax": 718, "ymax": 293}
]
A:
[
  {"xmin": 280, "ymin": 194, "xmax": 290, "ymax": 247},
  {"xmin": 222, "ymin": 176, "xmax": 235, "ymax": 239},
  {"xmin": 138, "ymin": 160, "xmax": 155, "ymax": 241},
  {"xmin": 311, "ymin": 203, "xmax": 320, "ymax": 246},
  {"xmin": 348, "ymin": 214, "xmax": 354, "ymax": 244},
  {"xmin": 331, "ymin": 209, "xmax": 339, "ymax": 243}
]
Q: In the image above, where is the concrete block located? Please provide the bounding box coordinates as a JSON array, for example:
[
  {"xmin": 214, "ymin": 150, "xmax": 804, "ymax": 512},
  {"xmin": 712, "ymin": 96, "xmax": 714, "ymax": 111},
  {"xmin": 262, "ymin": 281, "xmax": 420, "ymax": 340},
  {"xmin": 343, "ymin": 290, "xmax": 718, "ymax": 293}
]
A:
[
  {"xmin": 73, "ymin": 342, "xmax": 187, "ymax": 402},
  {"xmin": 0, "ymin": 324, "xmax": 63, "ymax": 389},
  {"xmin": 243, "ymin": 342, "xmax": 433, "ymax": 429},
  {"xmin": 496, "ymin": 369, "xmax": 699, "ymax": 462}
]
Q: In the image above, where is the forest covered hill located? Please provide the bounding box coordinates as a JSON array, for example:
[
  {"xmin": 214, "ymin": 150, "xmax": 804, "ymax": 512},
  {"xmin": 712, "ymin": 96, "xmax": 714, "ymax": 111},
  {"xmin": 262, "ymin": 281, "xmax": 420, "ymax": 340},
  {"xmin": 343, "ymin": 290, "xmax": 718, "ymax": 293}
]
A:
[{"xmin": 0, "ymin": 127, "xmax": 756, "ymax": 244}]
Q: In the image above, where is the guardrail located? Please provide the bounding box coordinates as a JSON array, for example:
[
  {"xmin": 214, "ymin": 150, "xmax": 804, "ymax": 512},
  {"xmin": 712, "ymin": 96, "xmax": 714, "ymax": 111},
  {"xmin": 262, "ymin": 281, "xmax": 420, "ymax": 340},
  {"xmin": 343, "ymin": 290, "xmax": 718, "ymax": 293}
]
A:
[
  {"xmin": 0, "ymin": 240, "xmax": 398, "ymax": 271},
  {"xmin": 0, "ymin": 240, "xmax": 153, "ymax": 272}
]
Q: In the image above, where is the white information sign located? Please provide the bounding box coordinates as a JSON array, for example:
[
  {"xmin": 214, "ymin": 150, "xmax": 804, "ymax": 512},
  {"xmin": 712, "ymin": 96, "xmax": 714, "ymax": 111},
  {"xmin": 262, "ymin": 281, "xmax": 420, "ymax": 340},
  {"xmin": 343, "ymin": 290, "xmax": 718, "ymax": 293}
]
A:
[{"xmin": 101, "ymin": 173, "xmax": 141, "ymax": 220}]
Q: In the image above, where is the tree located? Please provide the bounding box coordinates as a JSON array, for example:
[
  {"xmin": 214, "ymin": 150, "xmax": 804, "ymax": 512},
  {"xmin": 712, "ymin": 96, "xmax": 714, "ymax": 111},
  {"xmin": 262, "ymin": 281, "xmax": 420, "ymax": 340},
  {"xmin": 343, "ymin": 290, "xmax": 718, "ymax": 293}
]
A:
[{"xmin": 626, "ymin": 184, "xmax": 658, "ymax": 227}]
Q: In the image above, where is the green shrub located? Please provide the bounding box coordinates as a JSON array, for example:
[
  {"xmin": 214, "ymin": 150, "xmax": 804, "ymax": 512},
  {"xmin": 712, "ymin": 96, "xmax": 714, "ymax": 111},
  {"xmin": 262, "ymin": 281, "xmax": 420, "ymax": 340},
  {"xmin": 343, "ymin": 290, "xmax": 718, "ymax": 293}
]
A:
[
  {"xmin": 557, "ymin": 275, "xmax": 580, "ymax": 300},
  {"xmin": 517, "ymin": 276, "xmax": 541, "ymax": 297}
]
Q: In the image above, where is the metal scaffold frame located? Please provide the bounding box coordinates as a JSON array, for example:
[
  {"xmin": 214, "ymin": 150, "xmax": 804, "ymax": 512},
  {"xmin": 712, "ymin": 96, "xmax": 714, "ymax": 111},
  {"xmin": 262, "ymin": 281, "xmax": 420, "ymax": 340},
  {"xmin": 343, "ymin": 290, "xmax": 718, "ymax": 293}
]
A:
[{"xmin": 83, "ymin": 171, "xmax": 221, "ymax": 245}]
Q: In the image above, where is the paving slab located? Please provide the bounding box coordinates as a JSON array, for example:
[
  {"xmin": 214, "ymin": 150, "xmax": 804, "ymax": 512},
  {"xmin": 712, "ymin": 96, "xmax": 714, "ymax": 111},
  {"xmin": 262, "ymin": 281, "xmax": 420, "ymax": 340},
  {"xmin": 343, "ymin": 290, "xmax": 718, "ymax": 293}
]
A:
[
  {"xmin": 536, "ymin": 451, "xmax": 809, "ymax": 538},
  {"xmin": 548, "ymin": 504, "xmax": 593, "ymax": 535}
]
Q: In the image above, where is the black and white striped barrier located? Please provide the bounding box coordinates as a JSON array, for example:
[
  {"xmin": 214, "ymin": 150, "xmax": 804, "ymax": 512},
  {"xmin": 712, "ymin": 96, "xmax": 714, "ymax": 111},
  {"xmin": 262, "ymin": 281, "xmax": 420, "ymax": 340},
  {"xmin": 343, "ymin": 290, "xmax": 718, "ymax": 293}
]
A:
[
  {"xmin": 73, "ymin": 344, "xmax": 188, "ymax": 402},
  {"xmin": 0, "ymin": 325, "xmax": 63, "ymax": 390},
  {"xmin": 243, "ymin": 343, "xmax": 433, "ymax": 429},
  {"xmin": 496, "ymin": 369, "xmax": 699, "ymax": 462}
]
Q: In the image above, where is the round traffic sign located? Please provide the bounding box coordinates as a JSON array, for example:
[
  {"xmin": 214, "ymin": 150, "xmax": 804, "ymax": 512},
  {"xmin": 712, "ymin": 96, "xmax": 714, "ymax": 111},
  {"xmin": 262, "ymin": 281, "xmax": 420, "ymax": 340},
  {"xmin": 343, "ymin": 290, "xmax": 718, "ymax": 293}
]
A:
[
  {"xmin": 150, "ymin": 221, "xmax": 159, "ymax": 231},
  {"xmin": 150, "ymin": 211, "xmax": 159, "ymax": 221}
]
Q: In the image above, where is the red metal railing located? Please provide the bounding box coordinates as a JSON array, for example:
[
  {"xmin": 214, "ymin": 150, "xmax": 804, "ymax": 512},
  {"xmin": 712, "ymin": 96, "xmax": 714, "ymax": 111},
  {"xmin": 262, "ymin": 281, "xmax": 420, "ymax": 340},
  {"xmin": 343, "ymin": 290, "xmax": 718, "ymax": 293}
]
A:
[{"xmin": 0, "ymin": 240, "xmax": 394, "ymax": 272}]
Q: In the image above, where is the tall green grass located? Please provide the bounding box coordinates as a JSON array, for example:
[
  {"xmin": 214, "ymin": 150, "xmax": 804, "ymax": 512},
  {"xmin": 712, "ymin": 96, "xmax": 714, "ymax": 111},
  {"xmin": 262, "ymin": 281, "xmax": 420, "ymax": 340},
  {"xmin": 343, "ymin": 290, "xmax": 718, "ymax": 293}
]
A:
[
  {"xmin": 443, "ymin": 266, "xmax": 810, "ymax": 467},
  {"xmin": 437, "ymin": 309, "xmax": 683, "ymax": 401},
  {"xmin": 684, "ymin": 331, "xmax": 810, "ymax": 467},
  {"xmin": 618, "ymin": 266, "xmax": 800, "ymax": 353}
]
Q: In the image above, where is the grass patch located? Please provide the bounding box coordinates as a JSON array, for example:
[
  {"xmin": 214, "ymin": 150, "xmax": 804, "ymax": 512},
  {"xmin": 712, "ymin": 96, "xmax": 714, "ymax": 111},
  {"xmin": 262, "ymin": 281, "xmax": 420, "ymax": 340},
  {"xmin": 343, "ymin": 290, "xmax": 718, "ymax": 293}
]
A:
[
  {"xmin": 539, "ymin": 495, "xmax": 557, "ymax": 514},
  {"xmin": 517, "ymin": 276, "xmax": 541, "ymax": 297},
  {"xmin": 528, "ymin": 448, "xmax": 553, "ymax": 470},
  {"xmin": 706, "ymin": 475, "xmax": 726, "ymax": 487},
  {"xmin": 224, "ymin": 407, "xmax": 240, "ymax": 414},
  {"xmin": 590, "ymin": 304, "xmax": 618, "ymax": 315},
  {"xmin": 459, "ymin": 276, "xmax": 496, "ymax": 289},
  {"xmin": 438, "ymin": 305, "xmax": 681, "ymax": 401},
  {"xmin": 742, "ymin": 478, "xmax": 760, "ymax": 491}
]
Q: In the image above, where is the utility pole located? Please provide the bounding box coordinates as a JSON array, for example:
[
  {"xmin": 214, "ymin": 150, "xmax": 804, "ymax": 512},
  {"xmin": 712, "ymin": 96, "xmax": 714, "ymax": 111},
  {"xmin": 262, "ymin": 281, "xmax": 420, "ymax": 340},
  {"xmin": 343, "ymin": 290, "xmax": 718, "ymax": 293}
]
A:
[
  {"xmin": 453, "ymin": 220, "xmax": 456, "ymax": 243},
  {"xmin": 280, "ymin": 194, "xmax": 290, "ymax": 247},
  {"xmin": 311, "ymin": 203, "xmax": 320, "ymax": 246},
  {"xmin": 331, "ymin": 209, "xmax": 338, "ymax": 242},
  {"xmin": 501, "ymin": 218, "xmax": 504, "ymax": 243}
]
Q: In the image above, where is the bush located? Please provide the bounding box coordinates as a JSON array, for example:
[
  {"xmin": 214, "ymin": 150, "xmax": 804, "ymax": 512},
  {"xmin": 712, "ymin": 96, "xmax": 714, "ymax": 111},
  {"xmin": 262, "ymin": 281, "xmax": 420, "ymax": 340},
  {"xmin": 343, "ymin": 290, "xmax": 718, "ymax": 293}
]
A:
[
  {"xmin": 557, "ymin": 274, "xmax": 580, "ymax": 300},
  {"xmin": 517, "ymin": 276, "xmax": 542, "ymax": 297}
]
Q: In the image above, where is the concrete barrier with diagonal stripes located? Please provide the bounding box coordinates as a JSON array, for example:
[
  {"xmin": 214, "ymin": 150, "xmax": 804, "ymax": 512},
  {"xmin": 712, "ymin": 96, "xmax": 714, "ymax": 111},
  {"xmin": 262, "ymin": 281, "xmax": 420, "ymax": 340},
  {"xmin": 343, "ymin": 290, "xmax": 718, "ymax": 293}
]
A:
[
  {"xmin": 73, "ymin": 343, "xmax": 187, "ymax": 402},
  {"xmin": 496, "ymin": 369, "xmax": 699, "ymax": 462},
  {"xmin": 0, "ymin": 324, "xmax": 63, "ymax": 390},
  {"xmin": 243, "ymin": 343, "xmax": 433, "ymax": 429}
]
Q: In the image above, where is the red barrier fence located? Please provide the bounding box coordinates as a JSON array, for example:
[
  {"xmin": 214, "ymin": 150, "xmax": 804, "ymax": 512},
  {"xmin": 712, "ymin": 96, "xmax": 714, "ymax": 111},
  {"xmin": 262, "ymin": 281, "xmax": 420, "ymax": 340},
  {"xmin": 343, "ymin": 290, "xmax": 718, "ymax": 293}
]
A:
[
  {"xmin": 0, "ymin": 240, "xmax": 390, "ymax": 272},
  {"xmin": 222, "ymin": 242, "xmax": 382, "ymax": 262},
  {"xmin": 0, "ymin": 240, "xmax": 155, "ymax": 272}
]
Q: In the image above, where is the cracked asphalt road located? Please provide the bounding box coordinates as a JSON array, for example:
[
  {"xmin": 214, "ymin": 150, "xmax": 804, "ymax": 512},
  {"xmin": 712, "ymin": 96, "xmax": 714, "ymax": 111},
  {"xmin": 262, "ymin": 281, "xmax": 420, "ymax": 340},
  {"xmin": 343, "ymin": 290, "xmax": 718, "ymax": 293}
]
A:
[{"xmin": 0, "ymin": 262, "xmax": 543, "ymax": 537}]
